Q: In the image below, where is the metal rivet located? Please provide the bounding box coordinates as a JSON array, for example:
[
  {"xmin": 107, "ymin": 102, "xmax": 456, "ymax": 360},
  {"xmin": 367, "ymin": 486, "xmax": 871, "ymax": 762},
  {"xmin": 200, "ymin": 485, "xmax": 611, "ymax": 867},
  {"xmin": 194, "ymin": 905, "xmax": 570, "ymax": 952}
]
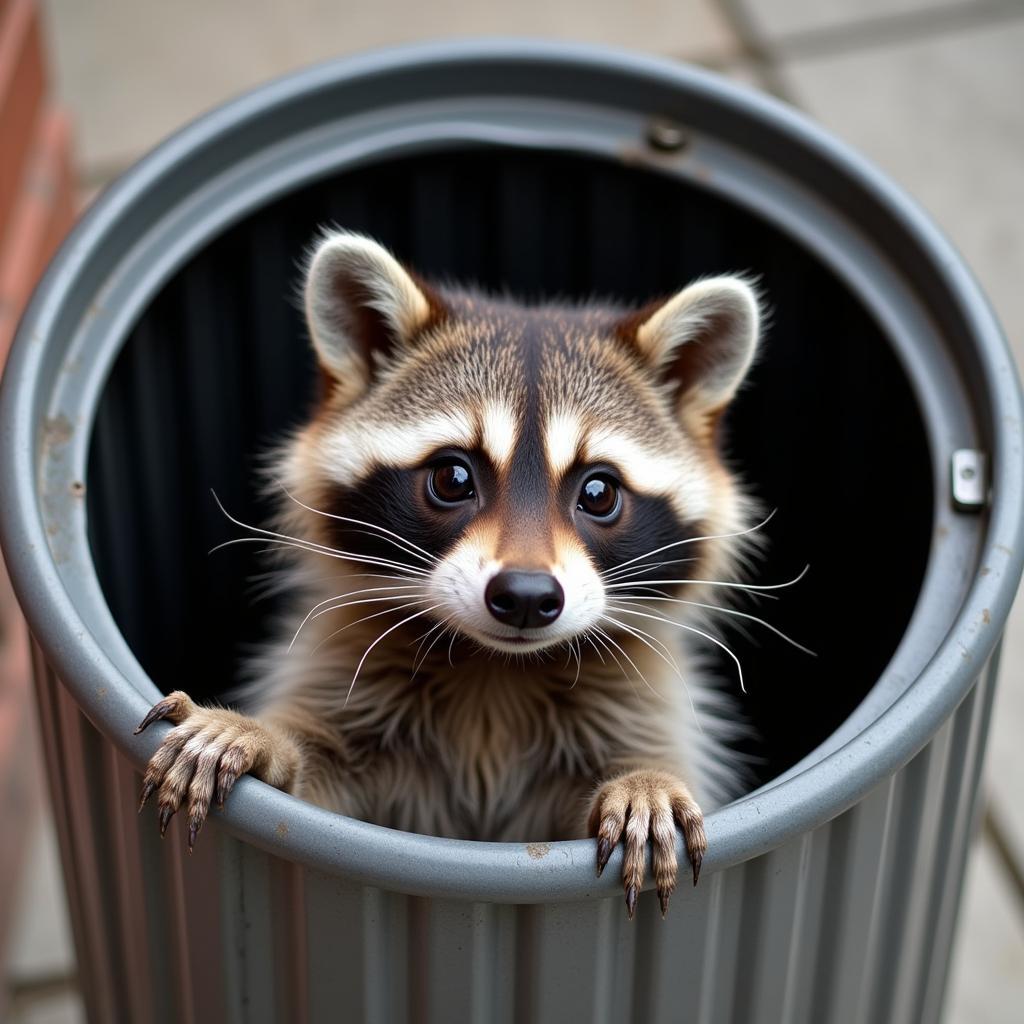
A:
[
  {"xmin": 646, "ymin": 118, "xmax": 689, "ymax": 153},
  {"xmin": 951, "ymin": 450, "xmax": 987, "ymax": 512}
]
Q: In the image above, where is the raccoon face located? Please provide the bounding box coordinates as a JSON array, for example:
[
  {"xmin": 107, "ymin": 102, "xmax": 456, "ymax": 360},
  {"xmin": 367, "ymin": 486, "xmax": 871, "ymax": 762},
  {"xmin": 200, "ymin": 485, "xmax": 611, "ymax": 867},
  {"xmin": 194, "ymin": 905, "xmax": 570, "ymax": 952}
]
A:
[{"xmin": 284, "ymin": 231, "xmax": 761, "ymax": 656}]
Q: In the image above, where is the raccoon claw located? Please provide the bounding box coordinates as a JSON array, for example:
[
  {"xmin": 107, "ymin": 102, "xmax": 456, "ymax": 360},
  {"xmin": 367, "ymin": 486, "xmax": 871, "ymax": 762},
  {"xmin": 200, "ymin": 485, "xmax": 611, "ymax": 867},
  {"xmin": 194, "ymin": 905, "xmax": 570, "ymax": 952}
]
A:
[
  {"xmin": 135, "ymin": 690, "xmax": 195, "ymax": 734},
  {"xmin": 138, "ymin": 779, "xmax": 156, "ymax": 812},
  {"xmin": 625, "ymin": 884, "xmax": 638, "ymax": 920},
  {"xmin": 136, "ymin": 693, "xmax": 294, "ymax": 850},
  {"xmin": 588, "ymin": 769, "xmax": 706, "ymax": 919},
  {"xmin": 158, "ymin": 804, "xmax": 175, "ymax": 837},
  {"xmin": 690, "ymin": 848, "xmax": 703, "ymax": 888},
  {"xmin": 215, "ymin": 770, "xmax": 238, "ymax": 810}
]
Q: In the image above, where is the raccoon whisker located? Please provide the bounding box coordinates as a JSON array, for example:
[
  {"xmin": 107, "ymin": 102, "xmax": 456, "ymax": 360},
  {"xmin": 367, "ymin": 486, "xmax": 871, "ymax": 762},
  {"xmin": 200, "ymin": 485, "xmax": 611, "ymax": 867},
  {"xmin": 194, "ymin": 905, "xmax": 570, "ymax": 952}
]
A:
[
  {"xmin": 256, "ymin": 569, "xmax": 421, "ymax": 595},
  {"xmin": 567, "ymin": 638, "xmax": 583, "ymax": 689},
  {"xmin": 615, "ymin": 598, "xmax": 772, "ymax": 656},
  {"xmin": 591, "ymin": 626, "xmax": 654, "ymax": 702},
  {"xmin": 607, "ymin": 604, "xmax": 746, "ymax": 694},
  {"xmin": 312, "ymin": 598, "xmax": 431, "ymax": 658},
  {"xmin": 447, "ymin": 631, "xmax": 458, "ymax": 668},
  {"xmin": 562, "ymin": 637, "xmax": 583, "ymax": 673},
  {"xmin": 411, "ymin": 617, "xmax": 453, "ymax": 680},
  {"xmin": 614, "ymin": 585, "xmax": 675, "ymax": 600},
  {"xmin": 411, "ymin": 616, "xmax": 446, "ymax": 650},
  {"xmin": 600, "ymin": 509, "xmax": 777, "ymax": 578},
  {"xmin": 309, "ymin": 592, "xmax": 430, "ymax": 624},
  {"xmin": 595, "ymin": 623, "xmax": 667, "ymax": 700},
  {"xmin": 601, "ymin": 557, "xmax": 697, "ymax": 582},
  {"xmin": 613, "ymin": 595, "xmax": 817, "ymax": 657},
  {"xmin": 599, "ymin": 617, "xmax": 679, "ymax": 705},
  {"xmin": 210, "ymin": 535, "xmax": 431, "ymax": 579},
  {"xmin": 316, "ymin": 526, "xmax": 438, "ymax": 566},
  {"xmin": 290, "ymin": 590, "xmax": 429, "ymax": 652},
  {"xmin": 345, "ymin": 605, "xmax": 442, "ymax": 706},
  {"xmin": 580, "ymin": 631, "xmax": 606, "ymax": 667},
  {"xmin": 587, "ymin": 629, "xmax": 628, "ymax": 688},
  {"xmin": 601, "ymin": 613, "xmax": 705, "ymax": 734},
  {"xmin": 312, "ymin": 582, "xmax": 424, "ymax": 602},
  {"xmin": 277, "ymin": 484, "xmax": 439, "ymax": 566},
  {"xmin": 599, "ymin": 614, "xmax": 682, "ymax": 676},
  {"xmin": 291, "ymin": 582, "xmax": 426, "ymax": 642},
  {"xmin": 297, "ymin": 570, "xmax": 430, "ymax": 589},
  {"xmin": 605, "ymin": 565, "xmax": 810, "ymax": 596},
  {"xmin": 210, "ymin": 491, "xmax": 431, "ymax": 577}
]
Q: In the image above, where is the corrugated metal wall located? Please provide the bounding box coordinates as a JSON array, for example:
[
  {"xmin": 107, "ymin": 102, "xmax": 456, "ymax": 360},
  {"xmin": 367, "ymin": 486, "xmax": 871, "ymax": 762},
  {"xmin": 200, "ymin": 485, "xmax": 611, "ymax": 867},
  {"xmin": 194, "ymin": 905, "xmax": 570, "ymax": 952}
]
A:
[{"xmin": 36, "ymin": 647, "xmax": 993, "ymax": 1023}]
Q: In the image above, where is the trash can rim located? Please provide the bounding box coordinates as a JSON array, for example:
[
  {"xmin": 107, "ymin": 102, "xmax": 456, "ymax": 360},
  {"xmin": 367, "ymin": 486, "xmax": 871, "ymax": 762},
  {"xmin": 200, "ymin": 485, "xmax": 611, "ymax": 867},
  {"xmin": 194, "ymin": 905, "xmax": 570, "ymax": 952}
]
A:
[{"xmin": 1, "ymin": 38, "xmax": 1022, "ymax": 902}]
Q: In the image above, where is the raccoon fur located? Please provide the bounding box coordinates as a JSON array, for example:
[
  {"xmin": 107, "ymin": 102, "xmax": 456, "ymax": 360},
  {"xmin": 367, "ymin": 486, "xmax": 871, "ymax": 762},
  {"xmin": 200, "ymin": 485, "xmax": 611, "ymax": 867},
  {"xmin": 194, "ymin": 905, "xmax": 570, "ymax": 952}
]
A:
[{"xmin": 137, "ymin": 229, "xmax": 765, "ymax": 917}]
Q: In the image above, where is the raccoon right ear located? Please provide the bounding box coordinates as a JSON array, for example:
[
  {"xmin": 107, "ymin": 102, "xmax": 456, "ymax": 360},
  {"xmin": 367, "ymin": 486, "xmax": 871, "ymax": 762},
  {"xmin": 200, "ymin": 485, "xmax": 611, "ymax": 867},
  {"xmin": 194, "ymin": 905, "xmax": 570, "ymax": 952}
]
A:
[
  {"xmin": 629, "ymin": 275, "xmax": 762, "ymax": 417},
  {"xmin": 303, "ymin": 231, "xmax": 441, "ymax": 390}
]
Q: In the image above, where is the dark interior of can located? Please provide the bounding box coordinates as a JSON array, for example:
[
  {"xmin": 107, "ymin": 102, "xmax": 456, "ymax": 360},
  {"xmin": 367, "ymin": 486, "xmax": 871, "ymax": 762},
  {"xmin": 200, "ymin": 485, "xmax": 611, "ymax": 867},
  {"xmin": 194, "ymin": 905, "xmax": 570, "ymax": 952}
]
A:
[{"xmin": 86, "ymin": 148, "xmax": 933, "ymax": 787}]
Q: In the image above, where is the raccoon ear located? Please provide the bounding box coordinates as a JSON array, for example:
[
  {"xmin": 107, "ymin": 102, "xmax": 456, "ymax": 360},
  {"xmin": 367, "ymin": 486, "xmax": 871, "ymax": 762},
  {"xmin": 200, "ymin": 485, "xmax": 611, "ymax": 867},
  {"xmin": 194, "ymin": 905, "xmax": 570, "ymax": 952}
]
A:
[
  {"xmin": 303, "ymin": 231, "xmax": 440, "ymax": 386},
  {"xmin": 631, "ymin": 276, "xmax": 761, "ymax": 415}
]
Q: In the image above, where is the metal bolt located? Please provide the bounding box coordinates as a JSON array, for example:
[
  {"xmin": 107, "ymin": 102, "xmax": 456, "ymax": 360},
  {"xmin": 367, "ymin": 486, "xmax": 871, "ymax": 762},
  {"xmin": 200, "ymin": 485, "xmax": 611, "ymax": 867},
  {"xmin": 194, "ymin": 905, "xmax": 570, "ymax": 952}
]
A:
[
  {"xmin": 951, "ymin": 450, "xmax": 987, "ymax": 512},
  {"xmin": 646, "ymin": 117, "xmax": 690, "ymax": 153}
]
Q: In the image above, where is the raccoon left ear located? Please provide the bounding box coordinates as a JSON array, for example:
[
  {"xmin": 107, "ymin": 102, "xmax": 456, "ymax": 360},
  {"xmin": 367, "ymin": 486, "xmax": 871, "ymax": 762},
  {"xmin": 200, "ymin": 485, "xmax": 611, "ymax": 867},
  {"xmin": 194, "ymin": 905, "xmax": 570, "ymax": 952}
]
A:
[
  {"xmin": 303, "ymin": 231, "xmax": 441, "ymax": 391},
  {"xmin": 631, "ymin": 276, "xmax": 761, "ymax": 415}
]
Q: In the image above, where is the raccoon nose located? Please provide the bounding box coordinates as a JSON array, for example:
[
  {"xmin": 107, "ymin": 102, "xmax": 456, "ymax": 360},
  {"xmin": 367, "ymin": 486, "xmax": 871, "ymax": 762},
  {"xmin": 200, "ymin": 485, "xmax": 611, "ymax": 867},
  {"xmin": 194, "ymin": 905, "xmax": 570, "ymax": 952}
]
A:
[{"xmin": 485, "ymin": 571, "xmax": 564, "ymax": 629}]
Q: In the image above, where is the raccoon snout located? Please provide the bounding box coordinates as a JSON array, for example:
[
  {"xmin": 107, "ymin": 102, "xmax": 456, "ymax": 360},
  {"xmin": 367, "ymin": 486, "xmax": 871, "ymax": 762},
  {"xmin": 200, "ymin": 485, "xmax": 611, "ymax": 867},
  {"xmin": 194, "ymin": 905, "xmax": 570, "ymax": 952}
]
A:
[{"xmin": 484, "ymin": 571, "xmax": 564, "ymax": 630}]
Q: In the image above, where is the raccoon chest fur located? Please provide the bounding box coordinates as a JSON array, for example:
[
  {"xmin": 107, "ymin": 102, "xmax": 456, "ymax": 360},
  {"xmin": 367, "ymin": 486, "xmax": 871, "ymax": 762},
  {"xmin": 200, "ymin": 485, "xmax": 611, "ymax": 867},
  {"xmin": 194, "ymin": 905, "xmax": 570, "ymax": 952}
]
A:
[{"xmin": 326, "ymin": 659, "xmax": 680, "ymax": 842}]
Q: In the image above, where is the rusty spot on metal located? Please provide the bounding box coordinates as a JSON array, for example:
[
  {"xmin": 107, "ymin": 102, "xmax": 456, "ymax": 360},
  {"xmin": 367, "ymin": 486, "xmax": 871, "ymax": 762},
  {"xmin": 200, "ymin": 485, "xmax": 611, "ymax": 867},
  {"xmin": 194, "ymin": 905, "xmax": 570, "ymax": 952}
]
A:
[
  {"xmin": 980, "ymin": 566, "xmax": 991, "ymax": 576},
  {"xmin": 42, "ymin": 414, "xmax": 73, "ymax": 448},
  {"xmin": 935, "ymin": 524, "xmax": 949, "ymax": 540},
  {"xmin": 276, "ymin": 822, "xmax": 289, "ymax": 837},
  {"xmin": 70, "ymin": 480, "xmax": 85, "ymax": 497},
  {"xmin": 617, "ymin": 142, "xmax": 698, "ymax": 174},
  {"xmin": 982, "ymin": 608, "xmax": 991, "ymax": 624},
  {"xmin": 526, "ymin": 842, "xmax": 550, "ymax": 860}
]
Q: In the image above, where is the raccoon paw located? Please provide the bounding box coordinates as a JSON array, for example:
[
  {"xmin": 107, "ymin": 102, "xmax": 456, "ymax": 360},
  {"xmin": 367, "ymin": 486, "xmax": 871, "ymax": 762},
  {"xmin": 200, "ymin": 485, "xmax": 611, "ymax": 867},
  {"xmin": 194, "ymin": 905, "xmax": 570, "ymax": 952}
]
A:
[
  {"xmin": 135, "ymin": 691, "xmax": 298, "ymax": 850},
  {"xmin": 588, "ymin": 769, "xmax": 706, "ymax": 919}
]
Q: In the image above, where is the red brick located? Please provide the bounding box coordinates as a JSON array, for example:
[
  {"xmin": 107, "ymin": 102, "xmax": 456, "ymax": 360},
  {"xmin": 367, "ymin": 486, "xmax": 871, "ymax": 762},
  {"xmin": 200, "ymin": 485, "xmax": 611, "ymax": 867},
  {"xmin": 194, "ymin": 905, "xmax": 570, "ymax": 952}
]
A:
[
  {"xmin": 0, "ymin": 0, "xmax": 46, "ymax": 240},
  {"xmin": 0, "ymin": 107, "xmax": 75, "ymax": 359}
]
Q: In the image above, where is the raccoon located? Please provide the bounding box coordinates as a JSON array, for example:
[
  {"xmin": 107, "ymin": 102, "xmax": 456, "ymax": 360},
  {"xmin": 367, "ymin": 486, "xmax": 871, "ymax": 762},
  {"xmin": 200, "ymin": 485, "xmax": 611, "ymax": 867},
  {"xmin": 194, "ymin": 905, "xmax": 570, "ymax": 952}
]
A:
[{"xmin": 136, "ymin": 229, "xmax": 765, "ymax": 918}]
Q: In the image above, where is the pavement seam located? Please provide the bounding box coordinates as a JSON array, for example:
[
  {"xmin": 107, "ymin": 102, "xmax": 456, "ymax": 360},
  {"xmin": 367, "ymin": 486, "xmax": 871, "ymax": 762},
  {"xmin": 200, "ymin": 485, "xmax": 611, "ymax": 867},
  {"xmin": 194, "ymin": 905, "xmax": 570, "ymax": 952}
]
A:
[
  {"xmin": 984, "ymin": 798, "xmax": 1024, "ymax": 920},
  {"xmin": 713, "ymin": 0, "xmax": 797, "ymax": 100},
  {"xmin": 744, "ymin": 0, "xmax": 1024, "ymax": 63}
]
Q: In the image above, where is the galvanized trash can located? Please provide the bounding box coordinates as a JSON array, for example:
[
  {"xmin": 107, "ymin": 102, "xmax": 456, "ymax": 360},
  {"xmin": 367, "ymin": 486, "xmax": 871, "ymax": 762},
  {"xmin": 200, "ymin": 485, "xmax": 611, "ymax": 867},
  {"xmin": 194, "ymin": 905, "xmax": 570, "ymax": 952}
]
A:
[{"xmin": 1, "ymin": 41, "xmax": 1021, "ymax": 1024}]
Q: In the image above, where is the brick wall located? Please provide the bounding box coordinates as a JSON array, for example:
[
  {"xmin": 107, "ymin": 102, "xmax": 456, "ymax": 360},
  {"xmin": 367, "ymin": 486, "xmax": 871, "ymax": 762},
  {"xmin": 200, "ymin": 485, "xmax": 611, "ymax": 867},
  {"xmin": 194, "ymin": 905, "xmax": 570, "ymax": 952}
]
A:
[{"xmin": 0, "ymin": 0, "xmax": 77, "ymax": 979}]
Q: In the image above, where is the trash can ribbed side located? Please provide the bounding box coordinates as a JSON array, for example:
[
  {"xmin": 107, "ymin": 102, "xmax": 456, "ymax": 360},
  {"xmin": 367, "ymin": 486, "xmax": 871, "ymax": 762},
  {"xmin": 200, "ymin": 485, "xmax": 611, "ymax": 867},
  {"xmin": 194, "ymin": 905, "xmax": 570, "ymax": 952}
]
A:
[
  {"xmin": 2, "ymin": 41, "xmax": 1021, "ymax": 1024},
  {"xmin": 34, "ymin": 655, "xmax": 997, "ymax": 1023}
]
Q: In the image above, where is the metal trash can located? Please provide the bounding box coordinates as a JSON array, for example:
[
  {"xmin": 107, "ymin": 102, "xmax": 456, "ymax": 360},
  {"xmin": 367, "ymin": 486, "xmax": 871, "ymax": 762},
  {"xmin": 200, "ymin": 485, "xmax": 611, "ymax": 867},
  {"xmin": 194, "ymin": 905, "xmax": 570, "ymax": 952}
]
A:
[{"xmin": 1, "ymin": 40, "xmax": 1021, "ymax": 1024}]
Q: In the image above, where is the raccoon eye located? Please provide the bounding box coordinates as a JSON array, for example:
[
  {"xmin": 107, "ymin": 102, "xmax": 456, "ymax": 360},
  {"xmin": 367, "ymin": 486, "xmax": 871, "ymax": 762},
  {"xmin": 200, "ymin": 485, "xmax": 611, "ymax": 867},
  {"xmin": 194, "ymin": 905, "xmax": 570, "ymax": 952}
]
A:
[
  {"xmin": 578, "ymin": 475, "xmax": 620, "ymax": 520},
  {"xmin": 428, "ymin": 459, "xmax": 475, "ymax": 506}
]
